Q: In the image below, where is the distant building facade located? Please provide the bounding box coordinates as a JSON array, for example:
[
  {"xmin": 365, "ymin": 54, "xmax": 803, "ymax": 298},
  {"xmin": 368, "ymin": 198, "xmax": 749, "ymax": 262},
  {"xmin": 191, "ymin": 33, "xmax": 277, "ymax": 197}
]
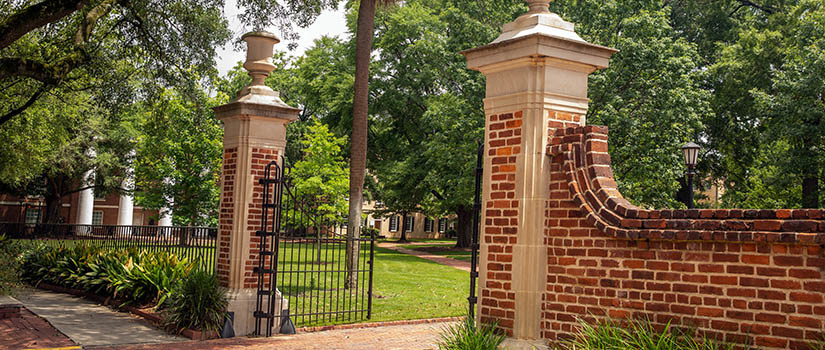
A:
[
  {"xmin": 0, "ymin": 191, "xmax": 161, "ymax": 226},
  {"xmin": 362, "ymin": 201, "xmax": 455, "ymax": 240}
]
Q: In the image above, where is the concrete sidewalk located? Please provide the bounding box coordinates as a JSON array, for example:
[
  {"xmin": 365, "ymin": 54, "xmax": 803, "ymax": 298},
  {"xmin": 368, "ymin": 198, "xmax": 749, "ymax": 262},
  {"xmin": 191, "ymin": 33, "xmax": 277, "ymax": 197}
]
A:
[{"xmin": 15, "ymin": 289, "xmax": 185, "ymax": 347}]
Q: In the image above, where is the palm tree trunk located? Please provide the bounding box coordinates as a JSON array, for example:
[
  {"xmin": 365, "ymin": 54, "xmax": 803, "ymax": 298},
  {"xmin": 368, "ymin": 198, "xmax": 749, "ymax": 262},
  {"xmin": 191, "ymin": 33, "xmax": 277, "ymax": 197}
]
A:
[{"xmin": 345, "ymin": 0, "xmax": 377, "ymax": 290}]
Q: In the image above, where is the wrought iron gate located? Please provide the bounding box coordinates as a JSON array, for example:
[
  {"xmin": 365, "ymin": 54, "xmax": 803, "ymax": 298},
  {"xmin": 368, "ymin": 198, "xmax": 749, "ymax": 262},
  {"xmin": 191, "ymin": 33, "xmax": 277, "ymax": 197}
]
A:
[
  {"xmin": 254, "ymin": 159, "xmax": 375, "ymax": 336},
  {"xmin": 468, "ymin": 143, "xmax": 483, "ymax": 318}
]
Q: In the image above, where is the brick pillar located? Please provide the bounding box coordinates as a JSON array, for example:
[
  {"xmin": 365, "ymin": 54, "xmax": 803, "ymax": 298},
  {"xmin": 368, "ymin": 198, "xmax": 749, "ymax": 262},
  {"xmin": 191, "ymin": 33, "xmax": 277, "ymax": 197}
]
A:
[
  {"xmin": 462, "ymin": 1, "xmax": 616, "ymax": 347},
  {"xmin": 213, "ymin": 31, "xmax": 301, "ymax": 336}
]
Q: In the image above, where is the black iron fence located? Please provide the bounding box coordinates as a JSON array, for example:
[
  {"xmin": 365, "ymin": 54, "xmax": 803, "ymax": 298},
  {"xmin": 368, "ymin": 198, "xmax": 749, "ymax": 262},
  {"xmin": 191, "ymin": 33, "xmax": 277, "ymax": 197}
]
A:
[
  {"xmin": 254, "ymin": 159, "xmax": 375, "ymax": 336},
  {"xmin": 1, "ymin": 222, "xmax": 217, "ymax": 274},
  {"xmin": 469, "ymin": 143, "xmax": 483, "ymax": 318}
]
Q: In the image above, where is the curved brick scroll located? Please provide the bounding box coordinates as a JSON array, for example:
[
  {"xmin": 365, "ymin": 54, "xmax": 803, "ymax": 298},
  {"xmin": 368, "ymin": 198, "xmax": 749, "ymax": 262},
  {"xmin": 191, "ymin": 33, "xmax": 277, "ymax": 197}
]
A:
[{"xmin": 546, "ymin": 126, "xmax": 825, "ymax": 245}]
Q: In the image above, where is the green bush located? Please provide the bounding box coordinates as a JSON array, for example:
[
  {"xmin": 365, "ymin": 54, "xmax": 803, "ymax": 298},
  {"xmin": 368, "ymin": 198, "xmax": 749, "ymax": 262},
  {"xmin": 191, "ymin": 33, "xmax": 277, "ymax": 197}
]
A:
[
  {"xmin": 162, "ymin": 271, "xmax": 228, "ymax": 333},
  {"xmin": 560, "ymin": 317, "xmax": 737, "ymax": 350},
  {"xmin": 20, "ymin": 244, "xmax": 196, "ymax": 307},
  {"xmin": 0, "ymin": 235, "xmax": 22, "ymax": 295},
  {"xmin": 438, "ymin": 317, "xmax": 506, "ymax": 350}
]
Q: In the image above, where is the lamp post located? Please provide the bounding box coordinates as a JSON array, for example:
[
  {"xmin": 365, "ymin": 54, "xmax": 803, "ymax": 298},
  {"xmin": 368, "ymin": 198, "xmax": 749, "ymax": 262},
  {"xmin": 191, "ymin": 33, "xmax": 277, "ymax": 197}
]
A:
[{"xmin": 681, "ymin": 142, "xmax": 701, "ymax": 209}]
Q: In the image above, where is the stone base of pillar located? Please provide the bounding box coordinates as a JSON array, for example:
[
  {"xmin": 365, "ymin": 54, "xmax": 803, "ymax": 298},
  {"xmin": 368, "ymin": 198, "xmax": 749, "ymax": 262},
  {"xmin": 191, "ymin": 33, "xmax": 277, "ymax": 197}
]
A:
[
  {"xmin": 501, "ymin": 338, "xmax": 549, "ymax": 350},
  {"xmin": 226, "ymin": 287, "xmax": 288, "ymax": 336}
]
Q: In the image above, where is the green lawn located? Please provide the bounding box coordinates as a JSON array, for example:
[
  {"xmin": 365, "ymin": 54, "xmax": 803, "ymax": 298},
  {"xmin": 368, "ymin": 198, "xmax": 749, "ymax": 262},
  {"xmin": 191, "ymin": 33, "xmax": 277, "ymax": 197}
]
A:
[
  {"xmin": 370, "ymin": 246, "xmax": 469, "ymax": 321},
  {"xmin": 399, "ymin": 243, "xmax": 473, "ymax": 262}
]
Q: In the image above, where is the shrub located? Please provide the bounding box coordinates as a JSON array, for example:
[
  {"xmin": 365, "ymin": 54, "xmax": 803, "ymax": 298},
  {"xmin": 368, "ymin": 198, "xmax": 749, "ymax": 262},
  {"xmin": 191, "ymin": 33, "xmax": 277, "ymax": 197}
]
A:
[
  {"xmin": 20, "ymin": 244, "xmax": 196, "ymax": 307},
  {"xmin": 560, "ymin": 317, "xmax": 737, "ymax": 350},
  {"xmin": 438, "ymin": 317, "xmax": 506, "ymax": 350},
  {"xmin": 162, "ymin": 270, "xmax": 228, "ymax": 333},
  {"xmin": 0, "ymin": 235, "xmax": 22, "ymax": 295}
]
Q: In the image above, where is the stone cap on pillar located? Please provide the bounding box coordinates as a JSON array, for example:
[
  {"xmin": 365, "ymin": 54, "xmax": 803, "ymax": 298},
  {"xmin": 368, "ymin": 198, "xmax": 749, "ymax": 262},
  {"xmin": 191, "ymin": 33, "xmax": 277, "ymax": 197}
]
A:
[
  {"xmin": 462, "ymin": 0, "xmax": 617, "ymax": 74},
  {"xmin": 214, "ymin": 31, "xmax": 302, "ymax": 121}
]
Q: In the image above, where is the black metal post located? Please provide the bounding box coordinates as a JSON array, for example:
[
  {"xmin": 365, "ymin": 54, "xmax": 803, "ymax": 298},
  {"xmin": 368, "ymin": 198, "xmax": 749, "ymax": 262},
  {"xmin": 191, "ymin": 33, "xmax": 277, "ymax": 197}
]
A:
[
  {"xmin": 367, "ymin": 229, "xmax": 375, "ymax": 319},
  {"xmin": 468, "ymin": 143, "xmax": 483, "ymax": 318},
  {"xmin": 687, "ymin": 169, "xmax": 695, "ymax": 209}
]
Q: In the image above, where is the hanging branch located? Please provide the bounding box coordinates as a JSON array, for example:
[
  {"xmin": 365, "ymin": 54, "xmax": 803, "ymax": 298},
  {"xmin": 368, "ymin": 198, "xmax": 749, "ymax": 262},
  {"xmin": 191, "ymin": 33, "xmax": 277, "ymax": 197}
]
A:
[{"xmin": 0, "ymin": 0, "xmax": 90, "ymax": 50}]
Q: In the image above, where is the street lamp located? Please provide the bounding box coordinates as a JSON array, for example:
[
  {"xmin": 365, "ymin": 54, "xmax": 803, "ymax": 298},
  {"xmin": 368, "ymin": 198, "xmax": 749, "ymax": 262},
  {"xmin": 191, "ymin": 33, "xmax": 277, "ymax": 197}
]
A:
[{"xmin": 681, "ymin": 142, "xmax": 701, "ymax": 209}]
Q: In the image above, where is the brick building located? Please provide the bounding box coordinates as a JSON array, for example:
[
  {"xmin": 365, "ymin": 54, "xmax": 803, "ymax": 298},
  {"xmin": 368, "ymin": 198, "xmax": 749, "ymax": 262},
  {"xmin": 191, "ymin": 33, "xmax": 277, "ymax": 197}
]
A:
[{"xmin": 0, "ymin": 192, "xmax": 161, "ymax": 226}]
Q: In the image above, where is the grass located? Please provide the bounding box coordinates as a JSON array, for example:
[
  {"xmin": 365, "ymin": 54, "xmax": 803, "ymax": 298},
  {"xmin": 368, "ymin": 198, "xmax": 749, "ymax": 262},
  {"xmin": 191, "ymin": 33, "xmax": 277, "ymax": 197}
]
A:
[
  {"xmin": 370, "ymin": 246, "xmax": 469, "ymax": 322},
  {"xmin": 399, "ymin": 242, "xmax": 473, "ymax": 262}
]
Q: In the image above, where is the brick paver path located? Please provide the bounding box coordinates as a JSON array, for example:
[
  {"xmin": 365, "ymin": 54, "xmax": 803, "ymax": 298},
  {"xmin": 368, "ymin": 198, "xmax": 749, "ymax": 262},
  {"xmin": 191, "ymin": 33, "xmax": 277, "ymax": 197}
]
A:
[
  {"xmin": 88, "ymin": 321, "xmax": 456, "ymax": 350},
  {"xmin": 378, "ymin": 242, "xmax": 471, "ymax": 272},
  {"xmin": 0, "ymin": 309, "xmax": 78, "ymax": 350}
]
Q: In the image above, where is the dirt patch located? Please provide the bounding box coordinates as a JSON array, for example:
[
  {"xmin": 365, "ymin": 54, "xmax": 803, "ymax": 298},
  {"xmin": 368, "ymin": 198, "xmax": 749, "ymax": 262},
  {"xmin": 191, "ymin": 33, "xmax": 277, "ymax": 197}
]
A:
[{"xmin": 411, "ymin": 246, "xmax": 470, "ymax": 254}]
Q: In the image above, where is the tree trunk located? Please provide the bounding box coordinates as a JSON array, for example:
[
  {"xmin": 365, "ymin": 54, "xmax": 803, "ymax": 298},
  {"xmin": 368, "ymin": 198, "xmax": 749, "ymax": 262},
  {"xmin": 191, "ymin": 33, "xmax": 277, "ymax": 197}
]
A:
[
  {"xmin": 455, "ymin": 205, "xmax": 473, "ymax": 248},
  {"xmin": 345, "ymin": 0, "xmax": 377, "ymax": 290},
  {"xmin": 43, "ymin": 192, "xmax": 62, "ymax": 224},
  {"xmin": 42, "ymin": 174, "xmax": 68, "ymax": 224},
  {"xmin": 802, "ymin": 175, "xmax": 820, "ymax": 209},
  {"xmin": 801, "ymin": 137, "xmax": 820, "ymax": 209},
  {"xmin": 398, "ymin": 212, "xmax": 408, "ymax": 243}
]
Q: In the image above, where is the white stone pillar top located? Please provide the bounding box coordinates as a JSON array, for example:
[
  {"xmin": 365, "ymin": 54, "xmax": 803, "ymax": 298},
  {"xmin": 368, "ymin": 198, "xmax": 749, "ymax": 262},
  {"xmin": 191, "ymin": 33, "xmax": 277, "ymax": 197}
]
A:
[{"xmin": 462, "ymin": 0, "xmax": 617, "ymax": 73}]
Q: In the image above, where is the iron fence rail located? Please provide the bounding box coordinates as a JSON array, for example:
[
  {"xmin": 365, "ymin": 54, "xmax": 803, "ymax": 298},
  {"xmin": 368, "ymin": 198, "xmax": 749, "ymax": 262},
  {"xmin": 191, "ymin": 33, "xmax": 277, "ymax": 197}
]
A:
[{"xmin": 1, "ymin": 222, "xmax": 217, "ymax": 274}]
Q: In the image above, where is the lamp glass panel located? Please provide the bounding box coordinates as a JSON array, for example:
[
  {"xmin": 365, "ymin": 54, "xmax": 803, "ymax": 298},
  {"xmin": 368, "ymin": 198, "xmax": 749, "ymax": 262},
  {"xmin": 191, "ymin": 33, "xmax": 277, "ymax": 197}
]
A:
[{"xmin": 688, "ymin": 148, "xmax": 699, "ymax": 166}]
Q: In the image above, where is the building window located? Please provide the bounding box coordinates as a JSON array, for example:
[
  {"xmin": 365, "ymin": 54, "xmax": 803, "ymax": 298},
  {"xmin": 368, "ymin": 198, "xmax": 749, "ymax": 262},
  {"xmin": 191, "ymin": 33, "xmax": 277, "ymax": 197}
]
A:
[
  {"xmin": 424, "ymin": 217, "xmax": 434, "ymax": 232},
  {"xmin": 389, "ymin": 216, "xmax": 399, "ymax": 232},
  {"xmin": 404, "ymin": 215, "xmax": 414, "ymax": 232},
  {"xmin": 25, "ymin": 208, "xmax": 41, "ymax": 224},
  {"xmin": 92, "ymin": 211, "xmax": 104, "ymax": 225},
  {"xmin": 438, "ymin": 218, "xmax": 447, "ymax": 233}
]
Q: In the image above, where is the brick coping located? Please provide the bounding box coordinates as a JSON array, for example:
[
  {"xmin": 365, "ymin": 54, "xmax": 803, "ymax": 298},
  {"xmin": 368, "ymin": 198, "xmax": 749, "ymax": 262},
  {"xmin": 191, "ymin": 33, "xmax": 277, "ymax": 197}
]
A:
[{"xmin": 547, "ymin": 126, "xmax": 825, "ymax": 245}]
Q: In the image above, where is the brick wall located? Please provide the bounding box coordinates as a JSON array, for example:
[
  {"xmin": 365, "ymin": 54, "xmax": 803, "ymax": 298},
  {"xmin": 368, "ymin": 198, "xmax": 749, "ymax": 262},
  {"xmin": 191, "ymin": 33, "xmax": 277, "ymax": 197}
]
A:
[
  {"xmin": 245, "ymin": 147, "xmax": 279, "ymax": 289},
  {"xmin": 216, "ymin": 147, "xmax": 237, "ymax": 287},
  {"xmin": 532, "ymin": 125, "xmax": 825, "ymax": 349},
  {"xmin": 216, "ymin": 146, "xmax": 280, "ymax": 289},
  {"xmin": 480, "ymin": 111, "xmax": 523, "ymax": 334}
]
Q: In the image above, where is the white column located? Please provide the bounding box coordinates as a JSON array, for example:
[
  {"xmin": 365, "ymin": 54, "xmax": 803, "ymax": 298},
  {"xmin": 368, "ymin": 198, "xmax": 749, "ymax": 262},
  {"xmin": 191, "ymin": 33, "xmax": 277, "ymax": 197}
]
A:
[
  {"xmin": 76, "ymin": 148, "xmax": 96, "ymax": 226},
  {"xmin": 158, "ymin": 177, "xmax": 173, "ymax": 227},
  {"xmin": 117, "ymin": 177, "xmax": 134, "ymax": 226},
  {"xmin": 158, "ymin": 207, "xmax": 173, "ymax": 227}
]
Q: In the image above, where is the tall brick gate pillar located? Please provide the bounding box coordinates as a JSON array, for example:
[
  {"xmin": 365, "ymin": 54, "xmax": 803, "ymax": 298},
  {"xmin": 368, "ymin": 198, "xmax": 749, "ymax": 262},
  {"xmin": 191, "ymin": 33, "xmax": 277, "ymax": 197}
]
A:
[
  {"xmin": 213, "ymin": 31, "xmax": 301, "ymax": 336},
  {"xmin": 462, "ymin": 0, "xmax": 616, "ymax": 347}
]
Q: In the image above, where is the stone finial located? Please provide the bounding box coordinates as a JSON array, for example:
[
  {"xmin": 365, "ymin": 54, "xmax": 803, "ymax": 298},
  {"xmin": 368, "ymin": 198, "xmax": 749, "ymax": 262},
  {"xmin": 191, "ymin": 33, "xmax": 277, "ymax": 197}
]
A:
[
  {"xmin": 526, "ymin": 0, "xmax": 552, "ymax": 14},
  {"xmin": 227, "ymin": 31, "xmax": 298, "ymax": 112},
  {"xmin": 242, "ymin": 31, "xmax": 279, "ymax": 87}
]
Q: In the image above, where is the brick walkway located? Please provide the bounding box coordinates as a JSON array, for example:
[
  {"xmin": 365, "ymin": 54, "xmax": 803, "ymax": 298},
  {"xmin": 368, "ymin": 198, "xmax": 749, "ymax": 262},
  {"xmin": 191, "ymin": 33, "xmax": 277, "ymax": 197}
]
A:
[
  {"xmin": 0, "ymin": 309, "xmax": 78, "ymax": 350},
  {"xmin": 88, "ymin": 321, "xmax": 456, "ymax": 350},
  {"xmin": 378, "ymin": 242, "xmax": 471, "ymax": 272}
]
